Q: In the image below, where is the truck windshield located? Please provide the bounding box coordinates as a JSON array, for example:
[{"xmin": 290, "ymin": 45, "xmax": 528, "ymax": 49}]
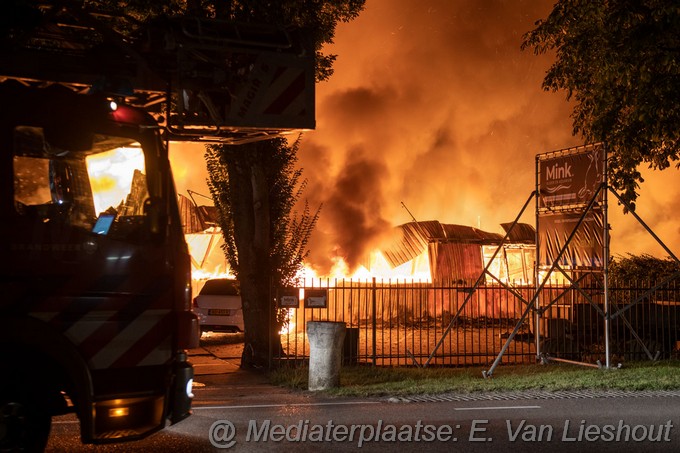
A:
[{"xmin": 13, "ymin": 126, "xmax": 151, "ymax": 241}]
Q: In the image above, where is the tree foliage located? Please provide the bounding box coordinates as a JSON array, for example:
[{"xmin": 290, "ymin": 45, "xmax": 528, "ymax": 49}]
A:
[
  {"xmin": 206, "ymin": 137, "xmax": 320, "ymax": 287},
  {"xmin": 185, "ymin": 0, "xmax": 365, "ymax": 82},
  {"xmin": 609, "ymin": 253, "xmax": 680, "ymax": 283},
  {"xmin": 206, "ymin": 137, "xmax": 321, "ymax": 368},
  {"xmin": 522, "ymin": 1, "xmax": 680, "ymax": 211}
]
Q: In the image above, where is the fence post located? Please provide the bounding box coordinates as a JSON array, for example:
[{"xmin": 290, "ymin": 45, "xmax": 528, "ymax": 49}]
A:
[{"xmin": 372, "ymin": 277, "xmax": 377, "ymax": 367}]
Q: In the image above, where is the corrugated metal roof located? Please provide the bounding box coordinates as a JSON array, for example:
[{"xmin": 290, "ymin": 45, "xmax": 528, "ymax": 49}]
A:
[
  {"xmin": 411, "ymin": 220, "xmax": 446, "ymax": 239},
  {"xmin": 381, "ymin": 221, "xmax": 437, "ymax": 267},
  {"xmin": 382, "ymin": 221, "xmax": 502, "ymax": 267},
  {"xmin": 440, "ymin": 224, "xmax": 503, "ymax": 243},
  {"xmin": 178, "ymin": 194, "xmax": 205, "ymax": 234},
  {"xmin": 380, "ymin": 220, "xmax": 534, "ymax": 272},
  {"xmin": 500, "ymin": 222, "xmax": 536, "ymax": 244},
  {"xmin": 198, "ymin": 205, "xmax": 219, "ymax": 226},
  {"xmin": 178, "ymin": 195, "xmax": 220, "ymax": 233}
]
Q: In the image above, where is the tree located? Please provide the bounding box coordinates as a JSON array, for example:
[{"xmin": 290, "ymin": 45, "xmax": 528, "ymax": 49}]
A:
[
  {"xmin": 522, "ymin": 1, "xmax": 680, "ymax": 211},
  {"xmin": 206, "ymin": 138, "xmax": 320, "ymax": 366},
  {"xmin": 205, "ymin": 1, "xmax": 365, "ymax": 368},
  {"xmin": 609, "ymin": 253, "xmax": 680, "ymax": 283}
]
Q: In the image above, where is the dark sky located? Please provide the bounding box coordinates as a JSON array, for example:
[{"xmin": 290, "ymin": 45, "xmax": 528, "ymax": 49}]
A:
[{"xmin": 172, "ymin": 0, "xmax": 680, "ymax": 275}]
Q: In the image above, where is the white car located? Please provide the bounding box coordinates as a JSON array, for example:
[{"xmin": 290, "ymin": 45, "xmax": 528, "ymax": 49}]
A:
[{"xmin": 192, "ymin": 278, "xmax": 245, "ymax": 333}]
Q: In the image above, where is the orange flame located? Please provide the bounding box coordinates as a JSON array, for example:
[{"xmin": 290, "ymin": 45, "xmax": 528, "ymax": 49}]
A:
[{"xmin": 298, "ymin": 250, "xmax": 432, "ymax": 284}]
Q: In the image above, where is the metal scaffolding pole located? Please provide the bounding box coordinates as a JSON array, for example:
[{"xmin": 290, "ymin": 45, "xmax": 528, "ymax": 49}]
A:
[
  {"xmin": 484, "ymin": 182, "xmax": 605, "ymax": 378},
  {"xmin": 423, "ymin": 191, "xmax": 536, "ymax": 368},
  {"xmin": 484, "ymin": 142, "xmax": 680, "ymax": 377},
  {"xmin": 534, "ymin": 155, "xmax": 542, "ymax": 361}
]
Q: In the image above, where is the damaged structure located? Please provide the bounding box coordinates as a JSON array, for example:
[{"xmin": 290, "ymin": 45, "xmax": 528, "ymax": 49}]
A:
[
  {"xmin": 380, "ymin": 220, "xmax": 536, "ymax": 284},
  {"xmin": 178, "ymin": 194, "xmax": 229, "ymax": 291}
]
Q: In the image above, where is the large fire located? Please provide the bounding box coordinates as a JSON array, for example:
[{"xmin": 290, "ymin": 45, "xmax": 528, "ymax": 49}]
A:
[
  {"xmin": 86, "ymin": 146, "xmax": 429, "ymax": 280},
  {"xmin": 85, "ymin": 1, "xmax": 679, "ymax": 293},
  {"xmin": 85, "ymin": 147, "xmax": 537, "ymax": 289},
  {"xmin": 299, "ymin": 251, "xmax": 431, "ymax": 282}
]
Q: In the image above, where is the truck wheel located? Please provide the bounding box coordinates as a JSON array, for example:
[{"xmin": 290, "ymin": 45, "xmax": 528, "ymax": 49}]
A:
[{"xmin": 0, "ymin": 395, "xmax": 51, "ymax": 452}]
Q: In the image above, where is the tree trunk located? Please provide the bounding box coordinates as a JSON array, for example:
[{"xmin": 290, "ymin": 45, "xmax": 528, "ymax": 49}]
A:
[{"xmin": 227, "ymin": 152, "xmax": 280, "ymax": 369}]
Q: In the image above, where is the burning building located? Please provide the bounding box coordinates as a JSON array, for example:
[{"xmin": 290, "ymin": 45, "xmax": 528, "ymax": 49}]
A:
[
  {"xmin": 177, "ymin": 188, "xmax": 536, "ymax": 285},
  {"xmin": 178, "ymin": 193, "xmax": 231, "ymax": 293},
  {"xmin": 379, "ymin": 221, "xmax": 535, "ymax": 284}
]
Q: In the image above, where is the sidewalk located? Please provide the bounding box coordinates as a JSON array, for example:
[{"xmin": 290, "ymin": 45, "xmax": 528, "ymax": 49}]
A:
[
  {"xmin": 188, "ymin": 341, "xmax": 307, "ymax": 407},
  {"xmin": 188, "ymin": 346, "xmax": 243, "ymax": 376}
]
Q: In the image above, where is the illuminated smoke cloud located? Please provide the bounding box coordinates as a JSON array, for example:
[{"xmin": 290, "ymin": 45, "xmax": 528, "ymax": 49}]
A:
[
  {"xmin": 170, "ymin": 0, "xmax": 680, "ymax": 271},
  {"xmin": 299, "ymin": 0, "xmax": 580, "ymax": 273}
]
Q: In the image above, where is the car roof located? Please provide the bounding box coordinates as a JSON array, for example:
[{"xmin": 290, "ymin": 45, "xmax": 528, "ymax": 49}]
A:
[{"xmin": 199, "ymin": 279, "xmax": 240, "ymax": 296}]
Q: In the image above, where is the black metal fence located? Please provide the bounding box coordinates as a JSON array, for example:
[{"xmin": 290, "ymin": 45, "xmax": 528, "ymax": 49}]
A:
[{"xmin": 274, "ymin": 278, "xmax": 680, "ymax": 367}]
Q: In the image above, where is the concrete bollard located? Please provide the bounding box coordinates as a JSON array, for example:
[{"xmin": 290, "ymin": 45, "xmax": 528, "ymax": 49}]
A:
[{"xmin": 306, "ymin": 321, "xmax": 346, "ymax": 391}]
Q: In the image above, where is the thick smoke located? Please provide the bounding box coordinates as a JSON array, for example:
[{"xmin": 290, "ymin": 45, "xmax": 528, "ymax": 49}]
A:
[{"xmin": 299, "ymin": 0, "xmax": 581, "ymax": 273}]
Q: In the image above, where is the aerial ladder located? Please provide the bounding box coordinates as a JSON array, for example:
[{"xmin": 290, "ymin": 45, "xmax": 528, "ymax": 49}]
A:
[{"xmin": 0, "ymin": 1, "xmax": 316, "ymax": 142}]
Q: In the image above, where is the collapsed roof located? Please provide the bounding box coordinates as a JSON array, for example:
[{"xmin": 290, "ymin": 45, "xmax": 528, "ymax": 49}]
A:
[
  {"xmin": 381, "ymin": 221, "xmax": 536, "ymax": 283},
  {"xmin": 381, "ymin": 221, "xmax": 535, "ymax": 268}
]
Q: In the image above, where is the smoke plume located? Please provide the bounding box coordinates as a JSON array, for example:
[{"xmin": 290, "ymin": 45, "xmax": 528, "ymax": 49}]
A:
[{"xmin": 299, "ymin": 0, "xmax": 581, "ymax": 273}]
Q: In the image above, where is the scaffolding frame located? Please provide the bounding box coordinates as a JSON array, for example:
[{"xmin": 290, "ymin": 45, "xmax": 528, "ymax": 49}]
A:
[{"xmin": 481, "ymin": 143, "xmax": 680, "ymax": 378}]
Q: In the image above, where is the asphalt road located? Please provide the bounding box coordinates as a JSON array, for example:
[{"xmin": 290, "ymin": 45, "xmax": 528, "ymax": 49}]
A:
[
  {"xmin": 47, "ymin": 377, "xmax": 680, "ymax": 452},
  {"xmin": 44, "ymin": 338, "xmax": 680, "ymax": 452}
]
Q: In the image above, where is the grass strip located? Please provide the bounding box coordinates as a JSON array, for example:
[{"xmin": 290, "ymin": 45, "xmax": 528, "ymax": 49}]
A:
[{"xmin": 268, "ymin": 361, "xmax": 680, "ymax": 397}]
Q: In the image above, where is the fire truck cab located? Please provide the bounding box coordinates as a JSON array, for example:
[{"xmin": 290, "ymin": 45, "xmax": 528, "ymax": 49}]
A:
[{"xmin": 0, "ymin": 81, "xmax": 198, "ymax": 450}]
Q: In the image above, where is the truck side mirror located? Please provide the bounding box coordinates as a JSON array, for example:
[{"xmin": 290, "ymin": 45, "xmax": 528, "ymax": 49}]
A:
[{"xmin": 49, "ymin": 159, "xmax": 74, "ymax": 211}]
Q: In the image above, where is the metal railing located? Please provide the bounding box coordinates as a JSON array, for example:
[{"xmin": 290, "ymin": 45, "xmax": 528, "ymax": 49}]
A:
[{"xmin": 274, "ymin": 278, "xmax": 680, "ymax": 367}]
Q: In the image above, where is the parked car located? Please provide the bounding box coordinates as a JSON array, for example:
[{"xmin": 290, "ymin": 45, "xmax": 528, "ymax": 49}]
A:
[{"xmin": 192, "ymin": 278, "xmax": 245, "ymax": 333}]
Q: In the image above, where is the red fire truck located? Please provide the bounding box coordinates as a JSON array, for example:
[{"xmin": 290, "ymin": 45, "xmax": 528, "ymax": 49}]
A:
[{"xmin": 0, "ymin": 3, "xmax": 313, "ymax": 450}]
